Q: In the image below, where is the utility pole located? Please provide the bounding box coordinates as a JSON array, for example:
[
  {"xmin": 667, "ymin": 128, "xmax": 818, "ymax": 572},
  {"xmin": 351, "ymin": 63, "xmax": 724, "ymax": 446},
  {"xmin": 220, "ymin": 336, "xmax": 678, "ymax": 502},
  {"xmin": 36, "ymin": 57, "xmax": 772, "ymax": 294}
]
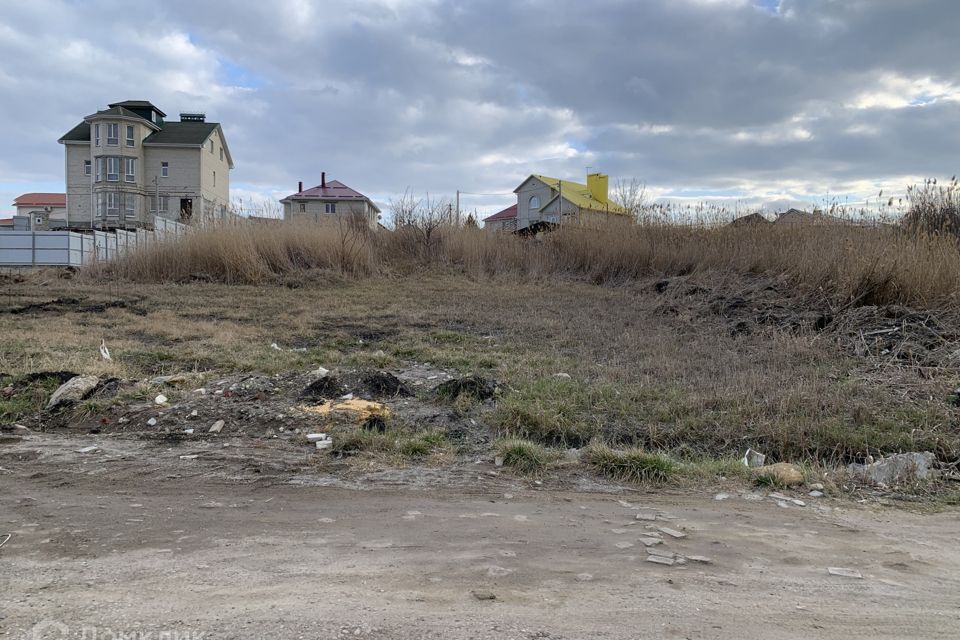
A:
[
  {"xmin": 558, "ymin": 180, "xmax": 562, "ymax": 227},
  {"xmin": 456, "ymin": 189, "xmax": 460, "ymax": 226}
]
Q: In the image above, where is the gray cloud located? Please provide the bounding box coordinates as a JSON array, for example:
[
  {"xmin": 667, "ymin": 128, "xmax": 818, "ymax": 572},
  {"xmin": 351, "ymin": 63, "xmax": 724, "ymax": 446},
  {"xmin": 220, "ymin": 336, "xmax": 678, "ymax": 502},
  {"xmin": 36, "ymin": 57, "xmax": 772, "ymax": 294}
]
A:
[{"xmin": 1, "ymin": 0, "xmax": 958, "ymax": 218}]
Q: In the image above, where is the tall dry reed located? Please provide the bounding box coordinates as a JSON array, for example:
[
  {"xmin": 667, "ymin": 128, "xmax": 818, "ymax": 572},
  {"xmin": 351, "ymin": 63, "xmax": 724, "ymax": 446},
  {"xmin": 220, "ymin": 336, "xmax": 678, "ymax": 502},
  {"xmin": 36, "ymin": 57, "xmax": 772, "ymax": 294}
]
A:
[{"xmin": 92, "ymin": 219, "xmax": 960, "ymax": 309}]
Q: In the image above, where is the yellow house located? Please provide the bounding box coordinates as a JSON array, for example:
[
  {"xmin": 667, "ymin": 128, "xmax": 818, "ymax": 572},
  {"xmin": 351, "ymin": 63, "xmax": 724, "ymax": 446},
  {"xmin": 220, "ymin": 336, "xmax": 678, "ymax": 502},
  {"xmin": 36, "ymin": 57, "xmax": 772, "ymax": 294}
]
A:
[{"xmin": 512, "ymin": 172, "xmax": 630, "ymax": 232}]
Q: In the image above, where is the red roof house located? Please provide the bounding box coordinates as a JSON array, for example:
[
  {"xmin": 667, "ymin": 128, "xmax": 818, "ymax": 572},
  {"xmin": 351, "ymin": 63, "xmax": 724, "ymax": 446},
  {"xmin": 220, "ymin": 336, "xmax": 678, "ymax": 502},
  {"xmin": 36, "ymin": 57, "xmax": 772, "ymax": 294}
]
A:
[
  {"xmin": 13, "ymin": 193, "xmax": 66, "ymax": 209},
  {"xmin": 483, "ymin": 203, "xmax": 518, "ymax": 232}
]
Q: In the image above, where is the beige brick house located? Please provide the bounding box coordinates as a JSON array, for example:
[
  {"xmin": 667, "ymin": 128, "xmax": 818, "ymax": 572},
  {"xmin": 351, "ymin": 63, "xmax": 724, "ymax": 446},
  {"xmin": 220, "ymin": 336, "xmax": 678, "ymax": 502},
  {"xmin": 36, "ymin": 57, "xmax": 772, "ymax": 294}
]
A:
[
  {"xmin": 58, "ymin": 100, "xmax": 233, "ymax": 229},
  {"xmin": 280, "ymin": 173, "xmax": 380, "ymax": 229}
]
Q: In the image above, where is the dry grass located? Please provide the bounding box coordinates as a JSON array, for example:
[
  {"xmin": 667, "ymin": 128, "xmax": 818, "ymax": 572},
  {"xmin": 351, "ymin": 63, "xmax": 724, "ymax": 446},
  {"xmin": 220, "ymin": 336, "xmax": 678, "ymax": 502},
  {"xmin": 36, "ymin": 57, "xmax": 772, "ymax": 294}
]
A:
[
  {"xmin": 3, "ymin": 270, "xmax": 959, "ymax": 466},
  {"xmin": 88, "ymin": 219, "xmax": 960, "ymax": 311}
]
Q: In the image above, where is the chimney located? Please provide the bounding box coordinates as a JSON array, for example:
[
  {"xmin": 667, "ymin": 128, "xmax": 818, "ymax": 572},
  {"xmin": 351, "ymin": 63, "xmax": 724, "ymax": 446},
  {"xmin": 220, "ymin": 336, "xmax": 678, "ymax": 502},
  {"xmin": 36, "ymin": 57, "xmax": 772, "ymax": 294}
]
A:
[
  {"xmin": 321, "ymin": 172, "xmax": 326, "ymax": 188},
  {"xmin": 298, "ymin": 181, "xmax": 303, "ymax": 193},
  {"xmin": 587, "ymin": 172, "xmax": 609, "ymax": 203}
]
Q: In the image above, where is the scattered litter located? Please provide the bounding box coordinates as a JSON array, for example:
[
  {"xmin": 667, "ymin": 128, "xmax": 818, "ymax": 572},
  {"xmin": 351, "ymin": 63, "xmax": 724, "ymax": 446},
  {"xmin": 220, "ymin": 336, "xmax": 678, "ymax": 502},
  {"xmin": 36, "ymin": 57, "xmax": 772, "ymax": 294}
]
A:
[
  {"xmin": 315, "ymin": 440, "xmax": 332, "ymax": 450},
  {"xmin": 209, "ymin": 420, "xmax": 224, "ymax": 434},
  {"xmin": 742, "ymin": 448, "xmax": 766, "ymax": 468},
  {"xmin": 302, "ymin": 398, "xmax": 389, "ymax": 421},
  {"xmin": 646, "ymin": 555, "xmax": 675, "ymax": 566},
  {"xmin": 306, "ymin": 433, "xmax": 328, "ymax": 442},
  {"xmin": 791, "ymin": 499, "xmax": 806, "ymax": 507},
  {"xmin": 194, "ymin": 388, "xmax": 207, "ymax": 395},
  {"xmin": 311, "ymin": 366, "xmax": 330, "ymax": 377},
  {"xmin": 471, "ymin": 591, "xmax": 497, "ymax": 601},
  {"xmin": 639, "ymin": 537, "xmax": 662, "ymax": 547},
  {"xmin": 154, "ymin": 394, "xmax": 168, "ymax": 405},
  {"xmin": 647, "ymin": 547, "xmax": 675, "ymax": 559},
  {"xmin": 189, "ymin": 410, "xmax": 198, "ymax": 418},
  {"xmin": 714, "ymin": 493, "xmax": 730, "ymax": 501},
  {"xmin": 827, "ymin": 567, "xmax": 863, "ymax": 579},
  {"xmin": 809, "ymin": 490, "xmax": 824, "ymax": 498},
  {"xmin": 99, "ymin": 338, "xmax": 111, "ymax": 361},
  {"xmin": 76, "ymin": 446, "xmax": 98, "ymax": 454},
  {"xmin": 617, "ymin": 499, "xmax": 634, "ymax": 508},
  {"xmin": 614, "ymin": 541, "xmax": 634, "ymax": 549},
  {"xmin": 146, "ymin": 418, "xmax": 158, "ymax": 427},
  {"xmin": 776, "ymin": 500, "xmax": 790, "ymax": 508},
  {"xmin": 179, "ymin": 454, "xmax": 199, "ymax": 460},
  {"xmin": 554, "ymin": 372, "xmax": 571, "ymax": 379},
  {"xmin": 183, "ymin": 429, "xmax": 194, "ymax": 435},
  {"xmin": 270, "ymin": 343, "xmax": 282, "ymax": 351},
  {"xmin": 636, "ymin": 512, "xmax": 658, "ymax": 521},
  {"xmin": 0, "ymin": 533, "xmax": 10, "ymax": 549},
  {"xmin": 494, "ymin": 456, "xmax": 504, "ymax": 467},
  {"xmin": 687, "ymin": 555, "xmax": 713, "ymax": 564},
  {"xmin": 658, "ymin": 527, "xmax": 687, "ymax": 539}
]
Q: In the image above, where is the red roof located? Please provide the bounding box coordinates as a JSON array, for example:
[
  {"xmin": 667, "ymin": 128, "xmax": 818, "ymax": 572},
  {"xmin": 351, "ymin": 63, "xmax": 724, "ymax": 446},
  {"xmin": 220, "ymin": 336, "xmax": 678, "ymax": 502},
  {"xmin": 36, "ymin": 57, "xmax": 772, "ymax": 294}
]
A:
[
  {"xmin": 14, "ymin": 193, "xmax": 66, "ymax": 208},
  {"xmin": 0, "ymin": 218, "xmax": 13, "ymax": 225},
  {"xmin": 280, "ymin": 179, "xmax": 380, "ymax": 212},
  {"xmin": 483, "ymin": 204, "xmax": 517, "ymax": 222}
]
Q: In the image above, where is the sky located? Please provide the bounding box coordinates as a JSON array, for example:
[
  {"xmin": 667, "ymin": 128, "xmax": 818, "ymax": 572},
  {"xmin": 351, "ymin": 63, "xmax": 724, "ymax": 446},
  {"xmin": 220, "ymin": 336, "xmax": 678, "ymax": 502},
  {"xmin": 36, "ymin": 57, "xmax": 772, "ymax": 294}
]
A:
[{"xmin": 1, "ymin": 0, "xmax": 959, "ymax": 222}]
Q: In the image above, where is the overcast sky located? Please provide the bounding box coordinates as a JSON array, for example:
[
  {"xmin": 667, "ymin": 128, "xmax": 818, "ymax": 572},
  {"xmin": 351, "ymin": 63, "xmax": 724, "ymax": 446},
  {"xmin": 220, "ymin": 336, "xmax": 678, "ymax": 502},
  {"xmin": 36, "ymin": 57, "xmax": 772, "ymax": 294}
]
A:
[{"xmin": 1, "ymin": 0, "xmax": 958, "ymax": 220}]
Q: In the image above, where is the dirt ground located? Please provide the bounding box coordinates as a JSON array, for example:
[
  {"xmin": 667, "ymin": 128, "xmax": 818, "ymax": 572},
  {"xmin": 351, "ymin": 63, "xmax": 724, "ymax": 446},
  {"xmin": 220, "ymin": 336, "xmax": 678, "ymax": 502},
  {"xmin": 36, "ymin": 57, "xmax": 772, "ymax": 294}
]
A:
[
  {"xmin": 3, "ymin": 432, "xmax": 960, "ymax": 639},
  {"xmin": 3, "ymin": 273, "xmax": 960, "ymax": 638}
]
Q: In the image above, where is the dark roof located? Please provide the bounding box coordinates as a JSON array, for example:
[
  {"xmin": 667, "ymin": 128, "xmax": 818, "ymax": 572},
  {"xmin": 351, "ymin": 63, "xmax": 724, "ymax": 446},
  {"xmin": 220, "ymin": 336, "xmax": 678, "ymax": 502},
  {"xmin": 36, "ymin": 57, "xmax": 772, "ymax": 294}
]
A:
[
  {"xmin": 280, "ymin": 179, "xmax": 380, "ymax": 212},
  {"xmin": 483, "ymin": 203, "xmax": 517, "ymax": 222},
  {"xmin": 14, "ymin": 193, "xmax": 66, "ymax": 207},
  {"xmin": 59, "ymin": 121, "xmax": 90, "ymax": 142},
  {"xmin": 108, "ymin": 100, "xmax": 167, "ymax": 117},
  {"xmin": 143, "ymin": 122, "xmax": 219, "ymax": 145},
  {"xmin": 84, "ymin": 105, "xmax": 152, "ymax": 122}
]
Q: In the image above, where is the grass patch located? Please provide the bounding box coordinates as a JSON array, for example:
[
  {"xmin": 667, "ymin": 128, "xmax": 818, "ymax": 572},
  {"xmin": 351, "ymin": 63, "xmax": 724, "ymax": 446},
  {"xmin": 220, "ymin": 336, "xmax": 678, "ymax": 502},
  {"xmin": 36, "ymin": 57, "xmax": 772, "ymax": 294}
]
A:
[
  {"xmin": 0, "ymin": 375, "xmax": 64, "ymax": 421},
  {"xmin": 582, "ymin": 443, "xmax": 682, "ymax": 483},
  {"xmin": 329, "ymin": 427, "xmax": 447, "ymax": 459},
  {"xmin": 495, "ymin": 438, "xmax": 559, "ymax": 474}
]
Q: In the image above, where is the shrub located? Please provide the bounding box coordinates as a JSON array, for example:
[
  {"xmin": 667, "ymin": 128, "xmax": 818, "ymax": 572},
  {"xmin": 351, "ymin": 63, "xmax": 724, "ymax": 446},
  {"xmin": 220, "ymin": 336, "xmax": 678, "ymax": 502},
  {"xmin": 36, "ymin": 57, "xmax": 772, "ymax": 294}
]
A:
[
  {"xmin": 495, "ymin": 438, "xmax": 559, "ymax": 473},
  {"xmin": 582, "ymin": 443, "xmax": 680, "ymax": 483}
]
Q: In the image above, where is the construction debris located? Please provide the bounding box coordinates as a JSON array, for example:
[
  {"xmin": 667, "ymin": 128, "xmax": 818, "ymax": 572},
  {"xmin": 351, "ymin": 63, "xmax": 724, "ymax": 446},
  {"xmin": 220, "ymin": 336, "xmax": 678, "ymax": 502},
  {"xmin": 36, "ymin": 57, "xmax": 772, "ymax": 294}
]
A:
[
  {"xmin": 847, "ymin": 452, "xmax": 936, "ymax": 486},
  {"xmin": 754, "ymin": 462, "xmax": 805, "ymax": 487},
  {"xmin": 827, "ymin": 567, "xmax": 863, "ymax": 579},
  {"xmin": 742, "ymin": 448, "xmax": 766, "ymax": 468},
  {"xmin": 46, "ymin": 376, "xmax": 99, "ymax": 410}
]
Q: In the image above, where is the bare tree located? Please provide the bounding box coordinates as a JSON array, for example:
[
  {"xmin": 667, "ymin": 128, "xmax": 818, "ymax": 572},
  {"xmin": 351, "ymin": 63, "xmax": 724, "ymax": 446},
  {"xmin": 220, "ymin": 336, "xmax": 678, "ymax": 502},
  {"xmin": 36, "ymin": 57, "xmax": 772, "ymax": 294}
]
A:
[
  {"xmin": 611, "ymin": 177, "xmax": 651, "ymax": 222},
  {"xmin": 390, "ymin": 189, "xmax": 456, "ymax": 261}
]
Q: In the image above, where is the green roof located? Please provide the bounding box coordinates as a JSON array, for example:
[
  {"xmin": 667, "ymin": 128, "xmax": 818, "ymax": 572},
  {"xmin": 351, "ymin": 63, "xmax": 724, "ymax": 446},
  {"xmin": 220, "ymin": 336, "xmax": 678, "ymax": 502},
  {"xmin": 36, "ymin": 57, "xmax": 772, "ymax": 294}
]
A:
[
  {"xmin": 532, "ymin": 175, "xmax": 628, "ymax": 215},
  {"xmin": 108, "ymin": 100, "xmax": 167, "ymax": 117},
  {"xmin": 143, "ymin": 122, "xmax": 219, "ymax": 146}
]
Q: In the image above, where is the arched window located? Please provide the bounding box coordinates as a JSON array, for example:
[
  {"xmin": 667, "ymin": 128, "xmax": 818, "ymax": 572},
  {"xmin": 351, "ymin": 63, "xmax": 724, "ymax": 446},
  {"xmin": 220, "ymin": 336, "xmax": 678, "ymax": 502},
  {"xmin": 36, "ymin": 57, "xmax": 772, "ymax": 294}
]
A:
[{"xmin": 529, "ymin": 195, "xmax": 540, "ymax": 210}]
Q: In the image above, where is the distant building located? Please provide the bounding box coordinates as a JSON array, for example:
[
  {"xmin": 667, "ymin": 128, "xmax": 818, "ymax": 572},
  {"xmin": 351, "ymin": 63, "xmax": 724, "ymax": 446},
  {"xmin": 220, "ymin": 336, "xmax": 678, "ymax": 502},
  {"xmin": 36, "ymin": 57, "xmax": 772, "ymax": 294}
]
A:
[
  {"xmin": 728, "ymin": 212, "xmax": 770, "ymax": 227},
  {"xmin": 483, "ymin": 204, "xmax": 518, "ymax": 232},
  {"xmin": 11, "ymin": 193, "xmax": 67, "ymax": 230},
  {"xmin": 513, "ymin": 173, "xmax": 629, "ymax": 233},
  {"xmin": 280, "ymin": 173, "xmax": 380, "ymax": 229},
  {"xmin": 58, "ymin": 100, "xmax": 233, "ymax": 229}
]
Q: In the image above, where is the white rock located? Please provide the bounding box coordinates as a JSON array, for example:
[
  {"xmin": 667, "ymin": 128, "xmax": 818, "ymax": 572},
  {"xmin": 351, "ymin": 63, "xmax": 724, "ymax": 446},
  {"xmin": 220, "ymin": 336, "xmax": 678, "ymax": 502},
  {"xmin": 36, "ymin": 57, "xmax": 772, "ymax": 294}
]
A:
[
  {"xmin": 194, "ymin": 388, "xmax": 207, "ymax": 395},
  {"xmin": 179, "ymin": 454, "xmax": 199, "ymax": 460},
  {"xmin": 76, "ymin": 446, "xmax": 98, "ymax": 454},
  {"xmin": 311, "ymin": 367, "xmax": 330, "ymax": 377},
  {"xmin": 154, "ymin": 394, "xmax": 168, "ymax": 405},
  {"xmin": 646, "ymin": 555, "xmax": 675, "ymax": 566},
  {"xmin": 553, "ymin": 372, "xmax": 571, "ymax": 379},
  {"xmin": 827, "ymin": 567, "xmax": 863, "ymax": 579},
  {"xmin": 658, "ymin": 527, "xmax": 687, "ymax": 539},
  {"xmin": 808, "ymin": 482, "xmax": 825, "ymax": 491},
  {"xmin": 183, "ymin": 429, "xmax": 194, "ymax": 435},
  {"xmin": 494, "ymin": 456, "xmax": 504, "ymax": 467},
  {"xmin": 306, "ymin": 433, "xmax": 329, "ymax": 442},
  {"xmin": 189, "ymin": 410, "xmax": 198, "ymax": 418},
  {"xmin": 209, "ymin": 420, "xmax": 224, "ymax": 433},
  {"xmin": 714, "ymin": 493, "xmax": 731, "ymax": 501},
  {"xmin": 809, "ymin": 490, "xmax": 824, "ymax": 498},
  {"xmin": 315, "ymin": 440, "xmax": 332, "ymax": 450},
  {"xmin": 146, "ymin": 417, "xmax": 158, "ymax": 426}
]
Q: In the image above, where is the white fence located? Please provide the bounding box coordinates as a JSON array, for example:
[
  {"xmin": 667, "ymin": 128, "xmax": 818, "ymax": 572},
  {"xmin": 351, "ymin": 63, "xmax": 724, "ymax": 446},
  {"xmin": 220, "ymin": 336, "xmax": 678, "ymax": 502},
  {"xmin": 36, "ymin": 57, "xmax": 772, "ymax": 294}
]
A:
[{"xmin": 0, "ymin": 219, "xmax": 189, "ymax": 267}]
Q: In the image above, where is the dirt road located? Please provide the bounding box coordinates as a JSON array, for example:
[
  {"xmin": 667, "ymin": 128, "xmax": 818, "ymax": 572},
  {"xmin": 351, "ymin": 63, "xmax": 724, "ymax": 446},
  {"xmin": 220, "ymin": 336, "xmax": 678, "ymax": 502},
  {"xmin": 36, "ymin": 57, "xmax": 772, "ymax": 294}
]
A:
[{"xmin": 3, "ymin": 438, "xmax": 960, "ymax": 639}]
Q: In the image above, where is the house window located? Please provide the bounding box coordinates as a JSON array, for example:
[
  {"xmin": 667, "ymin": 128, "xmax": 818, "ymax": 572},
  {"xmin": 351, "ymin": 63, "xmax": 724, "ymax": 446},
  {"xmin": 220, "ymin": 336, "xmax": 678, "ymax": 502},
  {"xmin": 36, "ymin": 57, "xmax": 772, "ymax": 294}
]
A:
[
  {"xmin": 325, "ymin": 203, "xmax": 336, "ymax": 214},
  {"xmin": 161, "ymin": 161, "xmax": 169, "ymax": 178},
  {"xmin": 107, "ymin": 192, "xmax": 119, "ymax": 215},
  {"xmin": 95, "ymin": 158, "xmax": 103, "ymax": 182},
  {"xmin": 213, "ymin": 171, "xmax": 216, "ymax": 187},
  {"xmin": 151, "ymin": 196, "xmax": 169, "ymax": 213},
  {"xmin": 122, "ymin": 193, "xmax": 137, "ymax": 216},
  {"xmin": 209, "ymin": 140, "xmax": 213, "ymax": 153},
  {"xmin": 299, "ymin": 203, "xmax": 306, "ymax": 213},
  {"xmin": 94, "ymin": 124, "xmax": 100, "ymax": 146},
  {"xmin": 106, "ymin": 123, "xmax": 119, "ymax": 145},
  {"xmin": 219, "ymin": 147, "xmax": 223, "ymax": 161},
  {"xmin": 126, "ymin": 125, "xmax": 135, "ymax": 147},
  {"xmin": 124, "ymin": 158, "xmax": 136, "ymax": 182},
  {"xmin": 529, "ymin": 195, "xmax": 540, "ymax": 210},
  {"xmin": 106, "ymin": 157, "xmax": 119, "ymax": 181},
  {"xmin": 84, "ymin": 160, "xmax": 91, "ymax": 176},
  {"xmin": 35, "ymin": 216, "xmax": 43, "ymax": 226}
]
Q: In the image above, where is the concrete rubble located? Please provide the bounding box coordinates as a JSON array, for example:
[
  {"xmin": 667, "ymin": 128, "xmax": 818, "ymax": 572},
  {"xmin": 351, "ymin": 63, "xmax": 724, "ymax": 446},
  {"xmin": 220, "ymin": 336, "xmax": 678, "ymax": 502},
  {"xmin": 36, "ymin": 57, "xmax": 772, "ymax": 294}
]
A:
[
  {"xmin": 46, "ymin": 376, "xmax": 99, "ymax": 410},
  {"xmin": 847, "ymin": 452, "xmax": 936, "ymax": 486}
]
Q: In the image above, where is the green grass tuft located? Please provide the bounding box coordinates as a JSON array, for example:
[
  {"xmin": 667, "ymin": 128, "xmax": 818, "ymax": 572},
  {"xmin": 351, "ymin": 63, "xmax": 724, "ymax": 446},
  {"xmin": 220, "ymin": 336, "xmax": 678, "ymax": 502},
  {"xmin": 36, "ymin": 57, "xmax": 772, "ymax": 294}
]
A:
[
  {"xmin": 582, "ymin": 443, "xmax": 681, "ymax": 483},
  {"xmin": 495, "ymin": 438, "xmax": 559, "ymax": 474}
]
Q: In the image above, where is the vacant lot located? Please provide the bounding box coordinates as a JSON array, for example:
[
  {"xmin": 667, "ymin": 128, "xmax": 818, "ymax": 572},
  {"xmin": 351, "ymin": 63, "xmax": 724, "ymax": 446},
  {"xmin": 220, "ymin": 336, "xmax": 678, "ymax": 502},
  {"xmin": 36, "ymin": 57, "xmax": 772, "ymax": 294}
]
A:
[{"xmin": 3, "ymin": 269, "xmax": 959, "ymax": 478}]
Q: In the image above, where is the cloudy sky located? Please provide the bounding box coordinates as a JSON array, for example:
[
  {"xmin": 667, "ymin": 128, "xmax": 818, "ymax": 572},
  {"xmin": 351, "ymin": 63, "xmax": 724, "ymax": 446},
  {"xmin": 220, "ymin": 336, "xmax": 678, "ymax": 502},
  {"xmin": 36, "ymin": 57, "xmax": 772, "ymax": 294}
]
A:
[{"xmin": 1, "ymin": 0, "xmax": 958, "ymax": 221}]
